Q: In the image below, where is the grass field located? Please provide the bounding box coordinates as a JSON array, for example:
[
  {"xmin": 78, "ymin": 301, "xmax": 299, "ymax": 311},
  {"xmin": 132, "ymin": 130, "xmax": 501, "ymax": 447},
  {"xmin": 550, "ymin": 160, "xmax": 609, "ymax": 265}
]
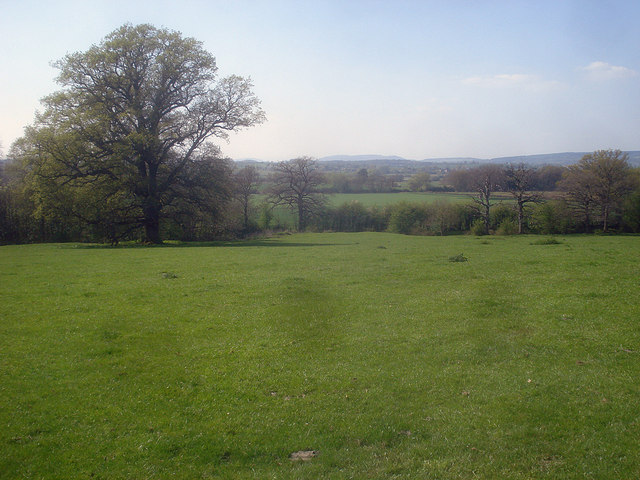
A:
[
  {"xmin": 1, "ymin": 233, "xmax": 639, "ymax": 479},
  {"xmin": 271, "ymin": 191, "xmax": 512, "ymax": 227},
  {"xmin": 328, "ymin": 192, "xmax": 477, "ymax": 207}
]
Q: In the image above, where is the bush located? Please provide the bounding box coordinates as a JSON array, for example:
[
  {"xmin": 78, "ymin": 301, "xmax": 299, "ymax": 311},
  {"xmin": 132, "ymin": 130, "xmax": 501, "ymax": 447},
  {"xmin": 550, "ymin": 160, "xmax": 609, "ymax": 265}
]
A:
[
  {"xmin": 387, "ymin": 202, "xmax": 429, "ymax": 235},
  {"xmin": 470, "ymin": 218, "xmax": 487, "ymax": 236},
  {"xmin": 490, "ymin": 204, "xmax": 517, "ymax": 230},
  {"xmin": 258, "ymin": 202, "xmax": 274, "ymax": 230},
  {"xmin": 496, "ymin": 219, "xmax": 518, "ymax": 235},
  {"xmin": 529, "ymin": 201, "xmax": 574, "ymax": 234},
  {"xmin": 318, "ymin": 202, "xmax": 389, "ymax": 232}
]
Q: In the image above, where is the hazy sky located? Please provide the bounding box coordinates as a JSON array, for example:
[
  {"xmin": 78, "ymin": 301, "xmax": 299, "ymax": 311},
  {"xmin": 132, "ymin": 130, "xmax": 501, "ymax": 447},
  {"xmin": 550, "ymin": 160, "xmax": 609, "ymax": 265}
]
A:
[{"xmin": 1, "ymin": 0, "xmax": 639, "ymax": 161}]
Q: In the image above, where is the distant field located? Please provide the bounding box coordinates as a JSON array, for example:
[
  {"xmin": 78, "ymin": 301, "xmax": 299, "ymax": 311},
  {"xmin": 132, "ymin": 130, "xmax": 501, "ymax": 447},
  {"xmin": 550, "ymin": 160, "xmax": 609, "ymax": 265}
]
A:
[
  {"xmin": 272, "ymin": 191, "xmax": 511, "ymax": 227},
  {"xmin": 328, "ymin": 192, "xmax": 474, "ymax": 206},
  {"xmin": 1, "ymin": 233, "xmax": 639, "ymax": 478}
]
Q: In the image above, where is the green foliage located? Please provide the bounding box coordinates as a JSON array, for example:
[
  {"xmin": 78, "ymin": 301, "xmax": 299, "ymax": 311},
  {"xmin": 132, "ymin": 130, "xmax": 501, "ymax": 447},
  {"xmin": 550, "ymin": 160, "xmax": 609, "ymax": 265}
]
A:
[
  {"xmin": 319, "ymin": 201, "xmax": 388, "ymax": 232},
  {"xmin": 14, "ymin": 24, "xmax": 264, "ymax": 243},
  {"xmin": 559, "ymin": 149, "xmax": 634, "ymax": 232},
  {"xmin": 470, "ymin": 218, "xmax": 487, "ymax": 236},
  {"xmin": 1, "ymin": 234, "xmax": 640, "ymax": 478},
  {"xmin": 387, "ymin": 202, "xmax": 429, "ymax": 234},
  {"xmin": 622, "ymin": 190, "xmax": 640, "ymax": 232},
  {"xmin": 407, "ymin": 172, "xmax": 431, "ymax": 192},
  {"xmin": 258, "ymin": 201, "xmax": 275, "ymax": 230},
  {"xmin": 530, "ymin": 200, "xmax": 575, "ymax": 234},
  {"xmin": 490, "ymin": 204, "xmax": 517, "ymax": 230},
  {"xmin": 496, "ymin": 218, "xmax": 519, "ymax": 235},
  {"xmin": 448, "ymin": 252, "xmax": 468, "ymax": 262}
]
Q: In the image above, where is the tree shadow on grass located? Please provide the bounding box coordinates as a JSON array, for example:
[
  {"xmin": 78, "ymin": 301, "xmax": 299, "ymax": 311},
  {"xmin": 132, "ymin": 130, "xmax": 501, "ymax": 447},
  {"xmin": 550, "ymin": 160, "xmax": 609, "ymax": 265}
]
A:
[{"xmin": 63, "ymin": 239, "xmax": 354, "ymax": 249}]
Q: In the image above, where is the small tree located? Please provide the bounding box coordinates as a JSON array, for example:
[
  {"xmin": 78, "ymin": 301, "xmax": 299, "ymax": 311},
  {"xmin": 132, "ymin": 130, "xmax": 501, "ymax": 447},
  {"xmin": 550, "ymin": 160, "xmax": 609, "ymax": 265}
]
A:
[
  {"xmin": 267, "ymin": 157, "xmax": 325, "ymax": 231},
  {"xmin": 469, "ymin": 165, "xmax": 504, "ymax": 235},
  {"xmin": 504, "ymin": 163, "xmax": 542, "ymax": 234},
  {"xmin": 407, "ymin": 172, "xmax": 431, "ymax": 192}
]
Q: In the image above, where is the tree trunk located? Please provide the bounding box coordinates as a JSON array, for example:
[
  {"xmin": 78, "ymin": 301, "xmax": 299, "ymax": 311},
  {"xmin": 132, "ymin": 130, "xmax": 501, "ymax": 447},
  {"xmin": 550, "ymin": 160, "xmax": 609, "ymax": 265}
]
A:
[
  {"xmin": 298, "ymin": 199, "xmax": 305, "ymax": 232},
  {"xmin": 584, "ymin": 209, "xmax": 591, "ymax": 233},
  {"xmin": 602, "ymin": 204, "xmax": 610, "ymax": 233},
  {"xmin": 143, "ymin": 201, "xmax": 162, "ymax": 244},
  {"xmin": 518, "ymin": 202, "xmax": 524, "ymax": 234},
  {"xmin": 243, "ymin": 202, "xmax": 249, "ymax": 229},
  {"xmin": 483, "ymin": 201, "xmax": 490, "ymax": 235}
]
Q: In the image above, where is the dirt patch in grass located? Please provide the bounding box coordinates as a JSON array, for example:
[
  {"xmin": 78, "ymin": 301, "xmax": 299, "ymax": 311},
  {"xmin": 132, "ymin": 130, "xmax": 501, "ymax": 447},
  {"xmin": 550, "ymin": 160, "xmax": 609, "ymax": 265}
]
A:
[{"xmin": 289, "ymin": 450, "xmax": 318, "ymax": 461}]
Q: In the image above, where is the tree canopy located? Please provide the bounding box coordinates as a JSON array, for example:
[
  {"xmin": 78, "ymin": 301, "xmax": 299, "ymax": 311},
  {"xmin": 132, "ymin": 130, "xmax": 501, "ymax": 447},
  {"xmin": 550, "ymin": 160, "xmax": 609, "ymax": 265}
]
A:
[
  {"xmin": 14, "ymin": 24, "xmax": 265, "ymax": 243},
  {"xmin": 560, "ymin": 149, "xmax": 634, "ymax": 232}
]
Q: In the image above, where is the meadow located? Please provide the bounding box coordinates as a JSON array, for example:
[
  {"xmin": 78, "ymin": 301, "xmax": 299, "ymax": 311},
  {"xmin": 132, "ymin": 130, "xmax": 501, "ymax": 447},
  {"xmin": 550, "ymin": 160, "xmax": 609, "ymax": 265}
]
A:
[
  {"xmin": 268, "ymin": 191, "xmax": 514, "ymax": 228},
  {"xmin": 1, "ymin": 233, "xmax": 639, "ymax": 479},
  {"xmin": 327, "ymin": 192, "xmax": 476, "ymax": 207}
]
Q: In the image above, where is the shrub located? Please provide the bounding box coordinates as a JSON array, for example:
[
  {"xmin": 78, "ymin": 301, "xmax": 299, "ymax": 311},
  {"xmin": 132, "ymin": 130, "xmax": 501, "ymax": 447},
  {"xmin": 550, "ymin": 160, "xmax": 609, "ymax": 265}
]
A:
[
  {"xmin": 529, "ymin": 200, "xmax": 574, "ymax": 234},
  {"xmin": 388, "ymin": 202, "xmax": 429, "ymax": 235},
  {"xmin": 318, "ymin": 202, "xmax": 390, "ymax": 232},
  {"xmin": 258, "ymin": 202, "xmax": 274, "ymax": 230},
  {"xmin": 496, "ymin": 219, "xmax": 518, "ymax": 235},
  {"xmin": 490, "ymin": 204, "xmax": 517, "ymax": 230},
  {"xmin": 470, "ymin": 218, "xmax": 487, "ymax": 236}
]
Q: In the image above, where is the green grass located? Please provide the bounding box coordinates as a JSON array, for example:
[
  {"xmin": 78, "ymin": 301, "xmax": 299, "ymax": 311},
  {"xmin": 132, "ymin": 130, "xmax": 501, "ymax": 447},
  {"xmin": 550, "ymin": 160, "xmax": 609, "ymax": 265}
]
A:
[
  {"xmin": 1, "ymin": 233, "xmax": 639, "ymax": 479},
  {"xmin": 328, "ymin": 192, "xmax": 475, "ymax": 206},
  {"xmin": 328, "ymin": 191, "xmax": 514, "ymax": 207}
]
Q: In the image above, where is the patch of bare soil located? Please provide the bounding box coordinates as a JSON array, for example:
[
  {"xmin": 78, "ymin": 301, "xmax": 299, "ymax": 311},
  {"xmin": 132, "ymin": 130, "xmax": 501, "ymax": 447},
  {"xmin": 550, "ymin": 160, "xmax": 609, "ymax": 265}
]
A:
[{"xmin": 289, "ymin": 450, "xmax": 318, "ymax": 461}]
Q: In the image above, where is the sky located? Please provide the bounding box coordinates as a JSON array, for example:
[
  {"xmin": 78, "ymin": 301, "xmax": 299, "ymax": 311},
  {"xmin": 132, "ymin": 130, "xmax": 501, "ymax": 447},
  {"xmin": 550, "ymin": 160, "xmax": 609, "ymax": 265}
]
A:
[{"xmin": 1, "ymin": 0, "xmax": 639, "ymax": 161}]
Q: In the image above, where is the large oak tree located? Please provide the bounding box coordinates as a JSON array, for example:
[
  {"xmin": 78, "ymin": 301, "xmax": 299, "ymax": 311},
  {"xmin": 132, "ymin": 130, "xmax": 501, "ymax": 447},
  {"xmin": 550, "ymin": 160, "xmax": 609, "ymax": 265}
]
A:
[{"xmin": 15, "ymin": 24, "xmax": 265, "ymax": 243}]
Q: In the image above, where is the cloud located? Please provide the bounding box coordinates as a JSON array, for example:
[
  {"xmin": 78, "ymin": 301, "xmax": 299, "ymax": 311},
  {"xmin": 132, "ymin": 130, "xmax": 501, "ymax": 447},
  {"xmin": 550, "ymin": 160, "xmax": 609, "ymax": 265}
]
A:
[
  {"xmin": 582, "ymin": 61, "xmax": 638, "ymax": 80},
  {"xmin": 462, "ymin": 74, "xmax": 562, "ymax": 92}
]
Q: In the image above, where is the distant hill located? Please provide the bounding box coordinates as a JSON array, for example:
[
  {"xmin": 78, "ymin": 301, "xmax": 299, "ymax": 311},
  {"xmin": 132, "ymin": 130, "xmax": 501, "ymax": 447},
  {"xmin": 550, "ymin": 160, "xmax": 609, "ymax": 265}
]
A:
[
  {"xmin": 482, "ymin": 152, "xmax": 640, "ymax": 166},
  {"xmin": 319, "ymin": 154, "xmax": 406, "ymax": 162},
  {"xmin": 235, "ymin": 151, "xmax": 640, "ymax": 166},
  {"xmin": 318, "ymin": 151, "xmax": 640, "ymax": 166}
]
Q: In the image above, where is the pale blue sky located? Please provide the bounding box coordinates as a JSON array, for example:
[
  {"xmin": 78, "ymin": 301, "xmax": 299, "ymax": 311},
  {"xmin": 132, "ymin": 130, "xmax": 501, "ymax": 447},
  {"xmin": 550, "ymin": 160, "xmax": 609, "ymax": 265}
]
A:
[{"xmin": 1, "ymin": 0, "xmax": 639, "ymax": 160}]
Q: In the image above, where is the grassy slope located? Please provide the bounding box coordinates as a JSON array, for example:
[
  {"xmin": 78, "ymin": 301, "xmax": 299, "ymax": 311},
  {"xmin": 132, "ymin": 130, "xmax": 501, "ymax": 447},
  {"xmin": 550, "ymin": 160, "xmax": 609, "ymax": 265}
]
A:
[{"xmin": 1, "ymin": 234, "xmax": 639, "ymax": 479}]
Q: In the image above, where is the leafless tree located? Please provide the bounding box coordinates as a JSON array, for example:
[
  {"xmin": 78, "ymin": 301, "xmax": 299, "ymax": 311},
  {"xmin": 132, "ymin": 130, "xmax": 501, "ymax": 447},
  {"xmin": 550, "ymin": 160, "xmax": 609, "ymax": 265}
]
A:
[
  {"xmin": 559, "ymin": 163, "xmax": 597, "ymax": 232},
  {"xmin": 469, "ymin": 164, "xmax": 504, "ymax": 234},
  {"xmin": 267, "ymin": 157, "xmax": 325, "ymax": 231},
  {"xmin": 444, "ymin": 168, "xmax": 475, "ymax": 192},
  {"xmin": 504, "ymin": 163, "xmax": 542, "ymax": 234}
]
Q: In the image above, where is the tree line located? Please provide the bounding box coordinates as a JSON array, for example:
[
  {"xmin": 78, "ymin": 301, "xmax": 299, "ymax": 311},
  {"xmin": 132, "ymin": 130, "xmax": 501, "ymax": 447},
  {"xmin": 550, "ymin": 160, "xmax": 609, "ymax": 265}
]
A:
[{"xmin": 3, "ymin": 150, "xmax": 640, "ymax": 244}]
